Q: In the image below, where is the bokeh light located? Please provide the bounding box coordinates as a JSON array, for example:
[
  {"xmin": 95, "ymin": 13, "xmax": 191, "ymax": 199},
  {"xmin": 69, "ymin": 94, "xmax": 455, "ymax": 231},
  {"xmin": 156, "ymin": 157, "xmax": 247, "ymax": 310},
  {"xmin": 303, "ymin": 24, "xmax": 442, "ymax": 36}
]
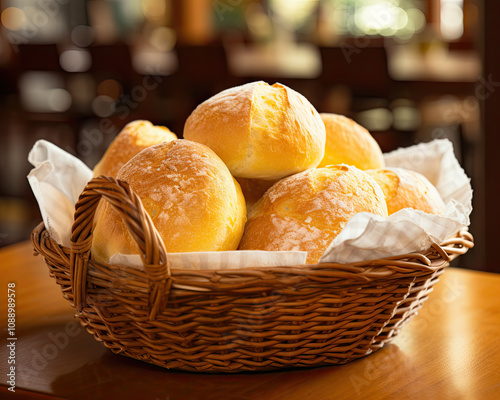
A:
[
  {"xmin": 91, "ymin": 95, "xmax": 115, "ymax": 117},
  {"xmin": 441, "ymin": 1, "xmax": 464, "ymax": 40},
  {"xmin": 269, "ymin": 0, "xmax": 318, "ymax": 28},
  {"xmin": 149, "ymin": 26, "xmax": 176, "ymax": 52},
  {"xmin": 142, "ymin": 0, "xmax": 166, "ymax": 20},
  {"xmin": 328, "ymin": 0, "xmax": 427, "ymax": 41},
  {"xmin": 1, "ymin": 7, "xmax": 26, "ymax": 31},
  {"xmin": 47, "ymin": 88, "xmax": 72, "ymax": 112},
  {"xmin": 19, "ymin": 71, "xmax": 72, "ymax": 113},
  {"xmin": 392, "ymin": 105, "xmax": 421, "ymax": 131},
  {"xmin": 97, "ymin": 79, "xmax": 122, "ymax": 101},
  {"xmin": 356, "ymin": 108, "xmax": 393, "ymax": 132},
  {"xmin": 67, "ymin": 74, "xmax": 95, "ymax": 111},
  {"xmin": 71, "ymin": 25, "xmax": 95, "ymax": 47},
  {"xmin": 245, "ymin": 3, "xmax": 273, "ymax": 42},
  {"xmin": 60, "ymin": 49, "xmax": 92, "ymax": 73}
]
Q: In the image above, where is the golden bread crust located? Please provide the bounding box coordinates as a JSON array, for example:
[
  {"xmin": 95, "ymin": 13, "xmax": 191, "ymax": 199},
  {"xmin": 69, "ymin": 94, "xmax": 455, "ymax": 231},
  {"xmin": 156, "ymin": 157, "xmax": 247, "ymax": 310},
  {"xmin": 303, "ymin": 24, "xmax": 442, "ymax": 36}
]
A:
[
  {"xmin": 318, "ymin": 113, "xmax": 384, "ymax": 170},
  {"xmin": 93, "ymin": 120, "xmax": 177, "ymax": 178},
  {"xmin": 184, "ymin": 81, "xmax": 326, "ymax": 180},
  {"xmin": 91, "ymin": 139, "xmax": 247, "ymax": 263},
  {"xmin": 368, "ymin": 167, "xmax": 445, "ymax": 215},
  {"xmin": 238, "ymin": 165, "xmax": 388, "ymax": 264}
]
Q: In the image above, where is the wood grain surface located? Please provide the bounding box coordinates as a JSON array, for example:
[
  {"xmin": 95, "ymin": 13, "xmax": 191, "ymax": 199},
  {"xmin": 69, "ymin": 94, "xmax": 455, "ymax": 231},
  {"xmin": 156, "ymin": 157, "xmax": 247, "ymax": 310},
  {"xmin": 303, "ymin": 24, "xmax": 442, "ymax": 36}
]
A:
[{"xmin": 0, "ymin": 241, "xmax": 499, "ymax": 400}]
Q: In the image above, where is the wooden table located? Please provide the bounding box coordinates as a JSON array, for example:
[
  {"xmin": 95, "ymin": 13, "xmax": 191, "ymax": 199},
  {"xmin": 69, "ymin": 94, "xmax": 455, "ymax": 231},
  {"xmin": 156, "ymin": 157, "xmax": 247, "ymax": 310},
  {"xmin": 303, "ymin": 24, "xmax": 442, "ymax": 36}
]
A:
[{"xmin": 1, "ymin": 241, "xmax": 499, "ymax": 399}]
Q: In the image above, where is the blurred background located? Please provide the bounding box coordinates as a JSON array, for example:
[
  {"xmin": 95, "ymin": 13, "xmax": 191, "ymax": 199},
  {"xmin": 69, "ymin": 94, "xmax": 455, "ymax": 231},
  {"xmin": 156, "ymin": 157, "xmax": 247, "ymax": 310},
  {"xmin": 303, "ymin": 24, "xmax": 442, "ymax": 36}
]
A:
[{"xmin": 0, "ymin": 0, "xmax": 498, "ymax": 271}]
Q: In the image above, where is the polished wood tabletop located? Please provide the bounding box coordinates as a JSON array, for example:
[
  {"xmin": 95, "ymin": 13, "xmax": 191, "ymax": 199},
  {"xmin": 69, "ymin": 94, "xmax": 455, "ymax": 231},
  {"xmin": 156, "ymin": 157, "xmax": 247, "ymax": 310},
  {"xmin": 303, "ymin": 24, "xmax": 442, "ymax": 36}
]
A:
[{"xmin": 1, "ymin": 241, "xmax": 499, "ymax": 400}]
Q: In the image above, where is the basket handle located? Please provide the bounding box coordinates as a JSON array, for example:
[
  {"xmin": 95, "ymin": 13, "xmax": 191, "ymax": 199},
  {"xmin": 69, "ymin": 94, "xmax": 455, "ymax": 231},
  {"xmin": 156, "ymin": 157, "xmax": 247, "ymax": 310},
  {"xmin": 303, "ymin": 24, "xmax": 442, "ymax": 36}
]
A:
[{"xmin": 70, "ymin": 175, "xmax": 169, "ymax": 320}]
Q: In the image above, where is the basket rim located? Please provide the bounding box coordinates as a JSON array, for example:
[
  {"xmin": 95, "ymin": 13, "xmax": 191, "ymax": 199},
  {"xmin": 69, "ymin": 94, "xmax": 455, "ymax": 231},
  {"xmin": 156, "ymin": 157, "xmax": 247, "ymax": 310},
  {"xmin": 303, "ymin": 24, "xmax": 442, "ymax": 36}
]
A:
[
  {"xmin": 32, "ymin": 174, "xmax": 474, "ymax": 319},
  {"xmin": 31, "ymin": 221, "xmax": 473, "ymax": 274}
]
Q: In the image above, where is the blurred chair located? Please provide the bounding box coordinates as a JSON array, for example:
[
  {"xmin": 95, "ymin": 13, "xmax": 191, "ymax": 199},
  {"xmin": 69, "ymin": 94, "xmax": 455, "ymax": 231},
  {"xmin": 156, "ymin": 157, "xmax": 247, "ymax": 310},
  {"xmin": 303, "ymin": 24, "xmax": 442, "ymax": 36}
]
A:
[
  {"xmin": 318, "ymin": 44, "xmax": 392, "ymax": 97},
  {"xmin": 88, "ymin": 43, "xmax": 136, "ymax": 80},
  {"xmin": 16, "ymin": 44, "xmax": 62, "ymax": 72},
  {"xmin": 318, "ymin": 43, "xmax": 398, "ymax": 149},
  {"xmin": 174, "ymin": 43, "xmax": 230, "ymax": 86},
  {"xmin": 172, "ymin": 43, "xmax": 241, "ymax": 133}
]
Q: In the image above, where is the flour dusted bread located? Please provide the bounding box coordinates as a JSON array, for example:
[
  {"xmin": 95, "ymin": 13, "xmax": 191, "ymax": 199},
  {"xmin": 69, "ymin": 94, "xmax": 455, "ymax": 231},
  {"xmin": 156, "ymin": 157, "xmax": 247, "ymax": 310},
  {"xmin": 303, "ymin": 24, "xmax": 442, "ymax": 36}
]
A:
[
  {"xmin": 368, "ymin": 167, "xmax": 445, "ymax": 215},
  {"xmin": 93, "ymin": 120, "xmax": 177, "ymax": 178},
  {"xmin": 318, "ymin": 113, "xmax": 384, "ymax": 170},
  {"xmin": 238, "ymin": 165, "xmax": 388, "ymax": 264},
  {"xmin": 91, "ymin": 140, "xmax": 247, "ymax": 262},
  {"xmin": 183, "ymin": 81, "xmax": 326, "ymax": 180}
]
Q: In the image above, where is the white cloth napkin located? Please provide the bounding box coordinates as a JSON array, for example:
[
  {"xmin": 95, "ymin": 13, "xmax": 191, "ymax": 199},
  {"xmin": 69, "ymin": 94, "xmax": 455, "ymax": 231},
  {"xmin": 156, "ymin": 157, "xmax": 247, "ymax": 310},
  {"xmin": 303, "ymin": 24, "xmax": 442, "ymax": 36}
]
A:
[
  {"xmin": 28, "ymin": 140, "xmax": 93, "ymax": 247},
  {"xmin": 319, "ymin": 139, "xmax": 471, "ymax": 263},
  {"xmin": 111, "ymin": 250, "xmax": 307, "ymax": 270}
]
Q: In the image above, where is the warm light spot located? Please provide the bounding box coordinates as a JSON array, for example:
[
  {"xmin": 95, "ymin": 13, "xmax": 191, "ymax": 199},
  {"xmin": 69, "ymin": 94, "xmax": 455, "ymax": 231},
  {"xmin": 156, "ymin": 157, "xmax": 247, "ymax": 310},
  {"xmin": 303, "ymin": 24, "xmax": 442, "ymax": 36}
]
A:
[
  {"xmin": 71, "ymin": 25, "xmax": 95, "ymax": 47},
  {"xmin": 246, "ymin": 5, "xmax": 273, "ymax": 41},
  {"xmin": 59, "ymin": 49, "xmax": 92, "ymax": 72},
  {"xmin": 441, "ymin": 1, "xmax": 464, "ymax": 40},
  {"xmin": 97, "ymin": 79, "xmax": 122, "ymax": 101},
  {"xmin": 92, "ymin": 95, "xmax": 115, "ymax": 117},
  {"xmin": 393, "ymin": 8, "xmax": 409, "ymax": 30},
  {"xmin": 150, "ymin": 27, "xmax": 176, "ymax": 52},
  {"xmin": 67, "ymin": 74, "xmax": 95, "ymax": 110},
  {"xmin": 356, "ymin": 108, "xmax": 393, "ymax": 132},
  {"xmin": 328, "ymin": 1, "xmax": 427, "ymax": 41},
  {"xmin": 1, "ymin": 7, "xmax": 26, "ymax": 31},
  {"xmin": 408, "ymin": 8, "xmax": 426, "ymax": 32},
  {"xmin": 269, "ymin": 0, "xmax": 317, "ymax": 28},
  {"xmin": 392, "ymin": 106, "xmax": 421, "ymax": 131},
  {"xmin": 48, "ymin": 88, "xmax": 72, "ymax": 112},
  {"xmin": 354, "ymin": 3, "xmax": 405, "ymax": 34},
  {"xmin": 142, "ymin": 0, "xmax": 166, "ymax": 20},
  {"xmin": 19, "ymin": 71, "xmax": 69, "ymax": 113}
]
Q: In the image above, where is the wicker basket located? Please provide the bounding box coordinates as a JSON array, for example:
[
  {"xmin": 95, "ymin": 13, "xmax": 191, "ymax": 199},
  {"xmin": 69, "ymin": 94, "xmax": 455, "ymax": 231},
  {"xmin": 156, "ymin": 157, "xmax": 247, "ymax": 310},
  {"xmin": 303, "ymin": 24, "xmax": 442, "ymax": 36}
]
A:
[{"xmin": 31, "ymin": 176, "xmax": 473, "ymax": 373}]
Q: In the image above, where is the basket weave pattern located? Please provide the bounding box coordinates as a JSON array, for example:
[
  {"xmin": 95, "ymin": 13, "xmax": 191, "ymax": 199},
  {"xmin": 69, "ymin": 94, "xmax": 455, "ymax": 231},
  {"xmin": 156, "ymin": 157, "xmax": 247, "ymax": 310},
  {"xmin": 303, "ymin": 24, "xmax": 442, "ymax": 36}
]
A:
[{"xmin": 31, "ymin": 176, "xmax": 473, "ymax": 372}]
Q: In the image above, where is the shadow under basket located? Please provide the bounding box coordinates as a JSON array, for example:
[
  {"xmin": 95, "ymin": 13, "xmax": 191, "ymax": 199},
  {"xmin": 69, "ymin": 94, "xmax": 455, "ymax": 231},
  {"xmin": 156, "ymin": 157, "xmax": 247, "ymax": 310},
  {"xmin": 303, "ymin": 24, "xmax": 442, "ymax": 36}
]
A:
[{"xmin": 31, "ymin": 176, "xmax": 474, "ymax": 373}]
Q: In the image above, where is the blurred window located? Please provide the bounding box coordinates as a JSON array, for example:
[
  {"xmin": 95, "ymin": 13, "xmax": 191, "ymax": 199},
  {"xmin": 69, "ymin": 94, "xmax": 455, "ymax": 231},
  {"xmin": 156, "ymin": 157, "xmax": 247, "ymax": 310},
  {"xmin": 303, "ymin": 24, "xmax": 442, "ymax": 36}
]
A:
[
  {"xmin": 440, "ymin": 0, "xmax": 464, "ymax": 40},
  {"xmin": 322, "ymin": 0, "xmax": 427, "ymax": 40},
  {"xmin": 1, "ymin": 0, "xmax": 69, "ymax": 45}
]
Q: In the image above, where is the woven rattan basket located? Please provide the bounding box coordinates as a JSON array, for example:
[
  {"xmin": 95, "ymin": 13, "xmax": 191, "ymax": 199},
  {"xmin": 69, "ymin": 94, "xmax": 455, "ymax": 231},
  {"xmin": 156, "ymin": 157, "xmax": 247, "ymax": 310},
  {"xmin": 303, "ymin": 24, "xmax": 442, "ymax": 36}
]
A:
[{"xmin": 31, "ymin": 176, "xmax": 473, "ymax": 373}]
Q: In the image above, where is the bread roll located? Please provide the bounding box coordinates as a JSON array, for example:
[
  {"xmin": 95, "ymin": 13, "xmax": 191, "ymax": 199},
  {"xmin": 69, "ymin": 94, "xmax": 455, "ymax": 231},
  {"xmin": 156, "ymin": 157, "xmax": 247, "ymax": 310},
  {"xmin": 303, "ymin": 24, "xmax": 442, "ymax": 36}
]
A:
[
  {"xmin": 238, "ymin": 165, "xmax": 388, "ymax": 264},
  {"xmin": 368, "ymin": 167, "xmax": 445, "ymax": 215},
  {"xmin": 183, "ymin": 81, "xmax": 326, "ymax": 180},
  {"xmin": 91, "ymin": 139, "xmax": 247, "ymax": 263},
  {"xmin": 93, "ymin": 120, "xmax": 177, "ymax": 178},
  {"xmin": 318, "ymin": 113, "xmax": 384, "ymax": 170}
]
